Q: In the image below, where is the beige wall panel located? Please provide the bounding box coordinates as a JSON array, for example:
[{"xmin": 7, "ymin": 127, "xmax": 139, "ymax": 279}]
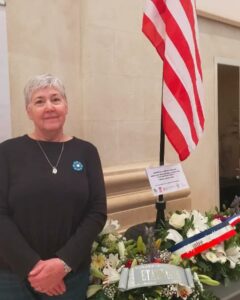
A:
[
  {"xmin": 80, "ymin": 0, "xmax": 162, "ymax": 169},
  {"xmin": 6, "ymin": 0, "xmax": 82, "ymax": 138}
]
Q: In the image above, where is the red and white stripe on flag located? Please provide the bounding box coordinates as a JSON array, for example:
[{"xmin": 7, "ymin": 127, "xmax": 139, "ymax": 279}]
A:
[{"xmin": 142, "ymin": 0, "xmax": 204, "ymax": 160}]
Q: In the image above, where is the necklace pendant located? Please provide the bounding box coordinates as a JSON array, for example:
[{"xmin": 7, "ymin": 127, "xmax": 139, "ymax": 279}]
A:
[
  {"xmin": 52, "ymin": 167, "xmax": 57, "ymax": 174},
  {"xmin": 36, "ymin": 141, "xmax": 64, "ymax": 175}
]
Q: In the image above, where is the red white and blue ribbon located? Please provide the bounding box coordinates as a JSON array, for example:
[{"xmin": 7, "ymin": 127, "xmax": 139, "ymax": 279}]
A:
[
  {"xmin": 227, "ymin": 214, "xmax": 240, "ymax": 226},
  {"xmin": 169, "ymin": 213, "xmax": 240, "ymax": 259}
]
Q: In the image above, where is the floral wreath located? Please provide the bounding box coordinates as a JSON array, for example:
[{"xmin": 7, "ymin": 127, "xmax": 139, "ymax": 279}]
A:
[{"xmin": 87, "ymin": 208, "xmax": 240, "ymax": 300}]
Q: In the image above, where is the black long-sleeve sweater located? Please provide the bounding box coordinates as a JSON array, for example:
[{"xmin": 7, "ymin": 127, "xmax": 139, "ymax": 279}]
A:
[{"xmin": 0, "ymin": 135, "xmax": 107, "ymax": 280}]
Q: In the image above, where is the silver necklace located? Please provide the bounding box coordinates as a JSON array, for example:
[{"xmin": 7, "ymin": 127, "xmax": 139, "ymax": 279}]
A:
[{"xmin": 36, "ymin": 141, "xmax": 64, "ymax": 174}]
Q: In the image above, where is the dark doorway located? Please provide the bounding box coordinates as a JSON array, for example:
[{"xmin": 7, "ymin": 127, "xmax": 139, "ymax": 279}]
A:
[{"xmin": 218, "ymin": 64, "xmax": 240, "ymax": 210}]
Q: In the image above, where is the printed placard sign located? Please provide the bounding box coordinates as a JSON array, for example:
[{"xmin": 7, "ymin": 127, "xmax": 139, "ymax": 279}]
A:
[{"xmin": 146, "ymin": 164, "xmax": 189, "ymax": 196}]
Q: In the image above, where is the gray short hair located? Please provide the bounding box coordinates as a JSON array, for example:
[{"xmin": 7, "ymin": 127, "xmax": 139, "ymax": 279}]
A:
[{"xmin": 24, "ymin": 74, "xmax": 67, "ymax": 106}]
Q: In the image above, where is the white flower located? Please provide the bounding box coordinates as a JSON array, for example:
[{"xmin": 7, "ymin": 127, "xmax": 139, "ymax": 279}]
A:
[
  {"xmin": 203, "ymin": 251, "xmax": 219, "ymax": 263},
  {"xmin": 211, "ymin": 243, "xmax": 225, "ymax": 254},
  {"xmin": 177, "ymin": 284, "xmax": 192, "ymax": 299},
  {"xmin": 212, "ymin": 244, "xmax": 227, "ymax": 264},
  {"xmin": 103, "ymin": 263, "xmax": 121, "ymax": 285},
  {"xmin": 186, "ymin": 211, "xmax": 208, "ymax": 237},
  {"xmin": 226, "ymin": 246, "xmax": 240, "ymax": 268},
  {"xmin": 182, "ymin": 210, "xmax": 191, "ymax": 218},
  {"xmin": 191, "ymin": 210, "xmax": 208, "ymax": 231},
  {"xmin": 202, "ymin": 249, "xmax": 227, "ymax": 264},
  {"xmin": 217, "ymin": 254, "xmax": 227, "ymax": 264},
  {"xmin": 166, "ymin": 229, "xmax": 183, "ymax": 243},
  {"xmin": 108, "ymin": 233, "xmax": 117, "ymax": 242},
  {"xmin": 186, "ymin": 228, "xmax": 201, "ymax": 238},
  {"xmin": 101, "ymin": 247, "xmax": 108, "ymax": 253},
  {"xmin": 211, "ymin": 218, "xmax": 222, "ymax": 226},
  {"xmin": 169, "ymin": 213, "xmax": 188, "ymax": 229},
  {"xmin": 201, "ymin": 244, "xmax": 227, "ymax": 264},
  {"xmin": 108, "ymin": 253, "xmax": 120, "ymax": 269},
  {"xmin": 100, "ymin": 219, "xmax": 120, "ymax": 235},
  {"xmin": 118, "ymin": 241, "xmax": 126, "ymax": 259}
]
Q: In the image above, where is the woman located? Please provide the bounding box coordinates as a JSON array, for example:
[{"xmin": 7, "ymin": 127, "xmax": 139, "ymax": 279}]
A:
[{"xmin": 0, "ymin": 74, "xmax": 107, "ymax": 299}]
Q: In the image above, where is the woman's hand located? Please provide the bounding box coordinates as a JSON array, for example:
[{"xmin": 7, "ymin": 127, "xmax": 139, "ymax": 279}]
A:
[
  {"xmin": 28, "ymin": 258, "xmax": 67, "ymax": 295},
  {"xmin": 40, "ymin": 280, "xmax": 66, "ymax": 296}
]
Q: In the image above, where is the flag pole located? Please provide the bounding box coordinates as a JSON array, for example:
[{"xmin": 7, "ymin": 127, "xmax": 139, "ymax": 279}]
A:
[
  {"xmin": 155, "ymin": 82, "xmax": 166, "ymax": 228},
  {"xmin": 143, "ymin": 1, "xmax": 205, "ymax": 228}
]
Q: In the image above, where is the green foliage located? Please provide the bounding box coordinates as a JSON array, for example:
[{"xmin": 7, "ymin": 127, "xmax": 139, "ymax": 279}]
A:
[
  {"xmin": 136, "ymin": 236, "xmax": 146, "ymax": 254},
  {"xmin": 181, "ymin": 215, "xmax": 194, "ymax": 238}
]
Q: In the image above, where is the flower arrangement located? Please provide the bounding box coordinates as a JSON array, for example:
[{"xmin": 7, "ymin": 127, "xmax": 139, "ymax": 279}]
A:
[
  {"xmin": 87, "ymin": 208, "xmax": 240, "ymax": 300},
  {"xmin": 161, "ymin": 208, "xmax": 240, "ymax": 285}
]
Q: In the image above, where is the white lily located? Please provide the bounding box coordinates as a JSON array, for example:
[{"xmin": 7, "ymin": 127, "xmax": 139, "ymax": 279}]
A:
[
  {"xmin": 108, "ymin": 253, "xmax": 120, "ymax": 269},
  {"xmin": 166, "ymin": 229, "xmax": 183, "ymax": 243},
  {"xmin": 211, "ymin": 243, "xmax": 225, "ymax": 254},
  {"xmin": 100, "ymin": 219, "xmax": 120, "ymax": 235},
  {"xmin": 217, "ymin": 253, "xmax": 227, "ymax": 264},
  {"xmin": 226, "ymin": 246, "xmax": 240, "ymax": 268},
  {"xmin": 191, "ymin": 210, "xmax": 208, "ymax": 231},
  {"xmin": 212, "ymin": 243, "xmax": 227, "ymax": 264},
  {"xmin": 103, "ymin": 263, "xmax": 121, "ymax": 285}
]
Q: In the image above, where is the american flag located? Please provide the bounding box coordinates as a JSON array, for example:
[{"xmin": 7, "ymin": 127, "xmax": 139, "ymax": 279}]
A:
[{"xmin": 142, "ymin": 0, "xmax": 205, "ymax": 161}]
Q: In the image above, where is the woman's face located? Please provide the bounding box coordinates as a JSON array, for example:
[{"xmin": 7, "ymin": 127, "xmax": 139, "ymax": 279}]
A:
[{"xmin": 26, "ymin": 87, "xmax": 68, "ymax": 134}]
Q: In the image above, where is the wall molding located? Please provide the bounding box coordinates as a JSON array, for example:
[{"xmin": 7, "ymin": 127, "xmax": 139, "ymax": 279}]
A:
[
  {"xmin": 197, "ymin": 9, "xmax": 240, "ymax": 29},
  {"xmin": 104, "ymin": 163, "xmax": 191, "ymax": 230}
]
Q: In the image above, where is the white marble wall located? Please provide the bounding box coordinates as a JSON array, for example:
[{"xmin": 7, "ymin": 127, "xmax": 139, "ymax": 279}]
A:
[
  {"xmin": 5, "ymin": 0, "xmax": 240, "ymax": 217},
  {"xmin": 80, "ymin": 0, "xmax": 162, "ymax": 167},
  {"xmin": 6, "ymin": 0, "xmax": 82, "ymax": 138}
]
